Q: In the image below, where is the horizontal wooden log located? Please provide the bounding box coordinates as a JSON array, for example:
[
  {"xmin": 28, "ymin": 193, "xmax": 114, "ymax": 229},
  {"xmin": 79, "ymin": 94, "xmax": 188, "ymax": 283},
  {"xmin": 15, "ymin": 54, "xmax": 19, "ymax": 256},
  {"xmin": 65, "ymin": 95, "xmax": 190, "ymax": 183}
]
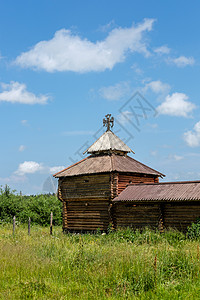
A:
[
  {"xmin": 65, "ymin": 224, "xmax": 108, "ymax": 229},
  {"xmin": 64, "ymin": 217, "xmax": 109, "ymax": 221},
  {"xmin": 65, "ymin": 220, "xmax": 109, "ymax": 224},
  {"xmin": 115, "ymin": 219, "xmax": 159, "ymax": 223},
  {"xmin": 164, "ymin": 217, "xmax": 200, "ymax": 221},
  {"xmin": 63, "ymin": 195, "xmax": 110, "ymax": 200},
  {"xmin": 67, "ymin": 201, "xmax": 110, "ymax": 205},
  {"xmin": 115, "ymin": 217, "xmax": 159, "ymax": 221},
  {"xmin": 66, "ymin": 210, "xmax": 109, "ymax": 213}
]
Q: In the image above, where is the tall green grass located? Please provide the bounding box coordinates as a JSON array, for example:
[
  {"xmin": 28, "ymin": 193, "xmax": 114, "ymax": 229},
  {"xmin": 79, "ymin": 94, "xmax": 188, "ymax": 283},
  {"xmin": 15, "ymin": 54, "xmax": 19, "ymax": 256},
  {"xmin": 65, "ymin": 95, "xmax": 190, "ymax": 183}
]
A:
[{"xmin": 1, "ymin": 225, "xmax": 200, "ymax": 299}]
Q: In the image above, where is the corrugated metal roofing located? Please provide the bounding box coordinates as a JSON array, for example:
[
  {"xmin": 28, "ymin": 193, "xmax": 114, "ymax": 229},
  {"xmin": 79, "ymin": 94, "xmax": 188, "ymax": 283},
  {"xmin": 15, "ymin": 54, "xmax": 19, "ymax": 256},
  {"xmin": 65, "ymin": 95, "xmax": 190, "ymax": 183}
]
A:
[
  {"xmin": 53, "ymin": 154, "xmax": 164, "ymax": 178},
  {"xmin": 113, "ymin": 181, "xmax": 200, "ymax": 202},
  {"xmin": 83, "ymin": 130, "xmax": 134, "ymax": 154}
]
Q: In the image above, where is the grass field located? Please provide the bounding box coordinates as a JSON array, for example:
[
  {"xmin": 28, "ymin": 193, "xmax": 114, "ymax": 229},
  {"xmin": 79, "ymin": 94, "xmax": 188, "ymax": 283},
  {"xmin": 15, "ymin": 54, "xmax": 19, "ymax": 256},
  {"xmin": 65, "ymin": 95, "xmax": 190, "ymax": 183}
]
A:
[{"xmin": 1, "ymin": 225, "xmax": 200, "ymax": 299}]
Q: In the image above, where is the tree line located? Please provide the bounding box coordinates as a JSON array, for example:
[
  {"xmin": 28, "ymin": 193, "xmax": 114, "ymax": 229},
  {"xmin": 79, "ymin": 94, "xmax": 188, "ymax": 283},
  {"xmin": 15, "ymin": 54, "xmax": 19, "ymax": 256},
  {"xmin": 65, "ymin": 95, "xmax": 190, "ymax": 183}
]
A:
[{"xmin": 0, "ymin": 185, "xmax": 62, "ymax": 226}]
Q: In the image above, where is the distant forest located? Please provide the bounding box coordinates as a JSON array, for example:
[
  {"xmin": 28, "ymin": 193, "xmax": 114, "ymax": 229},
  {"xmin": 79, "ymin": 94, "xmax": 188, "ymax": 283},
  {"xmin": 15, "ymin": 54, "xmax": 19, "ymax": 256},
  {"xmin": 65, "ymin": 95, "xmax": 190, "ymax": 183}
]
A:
[{"xmin": 0, "ymin": 185, "xmax": 62, "ymax": 226}]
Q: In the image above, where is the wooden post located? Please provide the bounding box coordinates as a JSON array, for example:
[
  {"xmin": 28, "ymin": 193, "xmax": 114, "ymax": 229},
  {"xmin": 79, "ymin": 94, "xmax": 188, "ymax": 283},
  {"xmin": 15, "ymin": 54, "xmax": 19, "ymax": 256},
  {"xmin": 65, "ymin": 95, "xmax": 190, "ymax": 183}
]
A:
[
  {"xmin": 13, "ymin": 216, "xmax": 15, "ymax": 235},
  {"xmin": 28, "ymin": 217, "xmax": 31, "ymax": 235},
  {"xmin": 50, "ymin": 212, "xmax": 53, "ymax": 235}
]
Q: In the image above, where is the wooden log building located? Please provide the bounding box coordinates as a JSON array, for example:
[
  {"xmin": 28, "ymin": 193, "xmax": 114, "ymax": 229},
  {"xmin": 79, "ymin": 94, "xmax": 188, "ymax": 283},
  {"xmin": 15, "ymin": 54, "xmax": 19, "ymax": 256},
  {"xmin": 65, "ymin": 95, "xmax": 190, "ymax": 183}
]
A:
[
  {"xmin": 112, "ymin": 181, "xmax": 200, "ymax": 232},
  {"xmin": 54, "ymin": 114, "xmax": 200, "ymax": 232}
]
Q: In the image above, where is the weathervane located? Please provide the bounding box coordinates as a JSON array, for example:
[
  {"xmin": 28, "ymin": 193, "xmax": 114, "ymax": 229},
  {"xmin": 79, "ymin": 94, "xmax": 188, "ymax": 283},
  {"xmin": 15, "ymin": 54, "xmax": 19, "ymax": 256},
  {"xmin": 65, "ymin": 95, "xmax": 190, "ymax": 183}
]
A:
[{"xmin": 103, "ymin": 114, "xmax": 114, "ymax": 131}]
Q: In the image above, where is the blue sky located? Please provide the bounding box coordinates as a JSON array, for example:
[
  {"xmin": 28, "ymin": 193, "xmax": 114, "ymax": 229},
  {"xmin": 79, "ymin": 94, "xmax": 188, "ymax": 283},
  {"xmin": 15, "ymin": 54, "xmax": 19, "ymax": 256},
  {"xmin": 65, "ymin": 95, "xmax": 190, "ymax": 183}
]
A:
[{"xmin": 1, "ymin": 0, "xmax": 200, "ymax": 194}]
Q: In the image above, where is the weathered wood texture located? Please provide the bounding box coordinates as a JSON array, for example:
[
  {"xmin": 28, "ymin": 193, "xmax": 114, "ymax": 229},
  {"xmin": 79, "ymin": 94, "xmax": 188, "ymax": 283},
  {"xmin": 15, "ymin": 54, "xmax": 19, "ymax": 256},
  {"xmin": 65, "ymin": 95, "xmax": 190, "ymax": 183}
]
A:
[
  {"xmin": 164, "ymin": 202, "xmax": 200, "ymax": 231},
  {"xmin": 59, "ymin": 174, "xmax": 111, "ymax": 201},
  {"xmin": 59, "ymin": 172, "xmax": 159, "ymax": 231},
  {"xmin": 63, "ymin": 200, "xmax": 110, "ymax": 231},
  {"xmin": 110, "ymin": 172, "xmax": 118, "ymax": 199},
  {"xmin": 113, "ymin": 201, "xmax": 200, "ymax": 231},
  {"xmin": 112, "ymin": 202, "xmax": 160, "ymax": 229},
  {"xmin": 58, "ymin": 160, "xmax": 200, "ymax": 232},
  {"xmin": 118, "ymin": 173, "xmax": 159, "ymax": 194},
  {"xmin": 60, "ymin": 174, "xmax": 111, "ymax": 231}
]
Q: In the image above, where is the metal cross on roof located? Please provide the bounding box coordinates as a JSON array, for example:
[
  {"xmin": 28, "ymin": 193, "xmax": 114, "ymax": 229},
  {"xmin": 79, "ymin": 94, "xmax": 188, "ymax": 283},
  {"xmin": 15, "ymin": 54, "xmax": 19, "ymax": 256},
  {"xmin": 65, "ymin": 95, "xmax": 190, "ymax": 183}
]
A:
[{"xmin": 103, "ymin": 114, "xmax": 114, "ymax": 131}]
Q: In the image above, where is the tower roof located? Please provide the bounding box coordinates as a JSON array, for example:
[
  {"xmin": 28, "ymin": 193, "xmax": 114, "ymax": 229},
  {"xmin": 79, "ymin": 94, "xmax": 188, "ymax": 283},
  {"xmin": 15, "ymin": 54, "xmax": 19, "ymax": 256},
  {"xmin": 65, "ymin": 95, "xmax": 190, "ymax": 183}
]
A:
[
  {"xmin": 83, "ymin": 130, "xmax": 134, "ymax": 155},
  {"xmin": 84, "ymin": 114, "xmax": 134, "ymax": 155},
  {"xmin": 53, "ymin": 153, "xmax": 164, "ymax": 178},
  {"xmin": 53, "ymin": 114, "xmax": 164, "ymax": 178}
]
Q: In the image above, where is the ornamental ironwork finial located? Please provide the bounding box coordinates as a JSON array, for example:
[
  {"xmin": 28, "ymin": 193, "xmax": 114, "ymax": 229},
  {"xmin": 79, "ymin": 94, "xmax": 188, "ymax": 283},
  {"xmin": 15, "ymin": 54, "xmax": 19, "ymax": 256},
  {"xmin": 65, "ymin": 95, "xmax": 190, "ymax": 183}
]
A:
[{"xmin": 103, "ymin": 114, "xmax": 114, "ymax": 131}]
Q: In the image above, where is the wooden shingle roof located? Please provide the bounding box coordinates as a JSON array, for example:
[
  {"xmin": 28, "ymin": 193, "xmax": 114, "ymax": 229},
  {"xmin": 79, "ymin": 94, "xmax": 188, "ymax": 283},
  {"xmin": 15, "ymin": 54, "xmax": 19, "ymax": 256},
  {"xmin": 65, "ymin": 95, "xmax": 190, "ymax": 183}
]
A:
[
  {"xmin": 83, "ymin": 130, "xmax": 134, "ymax": 154},
  {"xmin": 113, "ymin": 181, "xmax": 200, "ymax": 202},
  {"xmin": 53, "ymin": 153, "xmax": 164, "ymax": 178}
]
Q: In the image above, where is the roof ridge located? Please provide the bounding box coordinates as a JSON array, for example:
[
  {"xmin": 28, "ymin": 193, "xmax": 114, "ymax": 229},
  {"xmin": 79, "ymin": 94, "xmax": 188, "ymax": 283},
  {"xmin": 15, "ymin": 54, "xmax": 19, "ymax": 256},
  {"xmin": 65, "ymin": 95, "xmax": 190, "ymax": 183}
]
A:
[
  {"xmin": 129, "ymin": 180, "xmax": 200, "ymax": 186},
  {"xmin": 53, "ymin": 156, "xmax": 89, "ymax": 177},
  {"xmin": 83, "ymin": 132, "xmax": 105, "ymax": 154}
]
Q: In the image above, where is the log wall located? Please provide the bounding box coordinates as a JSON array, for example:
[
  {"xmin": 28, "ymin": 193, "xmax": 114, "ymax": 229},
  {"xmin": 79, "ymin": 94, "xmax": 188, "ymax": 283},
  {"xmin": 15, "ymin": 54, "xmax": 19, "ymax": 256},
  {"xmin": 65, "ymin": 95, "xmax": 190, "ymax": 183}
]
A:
[
  {"xmin": 64, "ymin": 200, "xmax": 110, "ymax": 231},
  {"xmin": 112, "ymin": 202, "xmax": 161, "ymax": 229},
  {"xmin": 118, "ymin": 173, "xmax": 159, "ymax": 194},
  {"xmin": 113, "ymin": 201, "xmax": 200, "ymax": 232},
  {"xmin": 59, "ymin": 173, "xmax": 111, "ymax": 231},
  {"xmin": 59, "ymin": 172, "xmax": 160, "ymax": 232},
  {"xmin": 60, "ymin": 174, "xmax": 111, "ymax": 200},
  {"xmin": 164, "ymin": 202, "xmax": 200, "ymax": 231}
]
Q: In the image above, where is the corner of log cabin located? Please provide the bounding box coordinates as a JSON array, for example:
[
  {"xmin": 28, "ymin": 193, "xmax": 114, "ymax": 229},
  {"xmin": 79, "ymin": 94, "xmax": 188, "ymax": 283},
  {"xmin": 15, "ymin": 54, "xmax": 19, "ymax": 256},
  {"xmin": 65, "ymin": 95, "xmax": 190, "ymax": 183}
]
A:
[
  {"xmin": 58, "ymin": 171, "xmax": 161, "ymax": 232},
  {"xmin": 59, "ymin": 173, "xmax": 111, "ymax": 232},
  {"xmin": 54, "ymin": 117, "xmax": 165, "ymax": 232}
]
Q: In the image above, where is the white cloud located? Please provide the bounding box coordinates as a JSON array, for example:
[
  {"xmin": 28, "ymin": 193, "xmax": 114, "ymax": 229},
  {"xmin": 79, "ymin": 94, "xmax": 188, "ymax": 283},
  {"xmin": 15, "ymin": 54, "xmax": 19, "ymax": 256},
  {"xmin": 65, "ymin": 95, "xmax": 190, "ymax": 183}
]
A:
[
  {"xmin": 15, "ymin": 161, "xmax": 44, "ymax": 176},
  {"xmin": 131, "ymin": 63, "xmax": 143, "ymax": 75},
  {"xmin": 99, "ymin": 20, "xmax": 115, "ymax": 32},
  {"xmin": 144, "ymin": 80, "xmax": 171, "ymax": 94},
  {"xmin": 0, "ymin": 82, "xmax": 49, "ymax": 104},
  {"xmin": 13, "ymin": 161, "xmax": 65, "ymax": 178},
  {"xmin": 171, "ymin": 56, "xmax": 195, "ymax": 67},
  {"xmin": 117, "ymin": 110, "xmax": 133, "ymax": 125},
  {"xmin": 0, "ymin": 174, "xmax": 27, "ymax": 184},
  {"xmin": 99, "ymin": 81, "xmax": 130, "ymax": 101},
  {"xmin": 184, "ymin": 121, "xmax": 200, "ymax": 147},
  {"xmin": 19, "ymin": 145, "xmax": 26, "ymax": 152},
  {"xmin": 15, "ymin": 19, "xmax": 155, "ymax": 73},
  {"xmin": 169, "ymin": 154, "xmax": 184, "ymax": 161},
  {"xmin": 173, "ymin": 155, "xmax": 183, "ymax": 161},
  {"xmin": 21, "ymin": 119, "xmax": 28, "ymax": 126},
  {"xmin": 49, "ymin": 166, "xmax": 65, "ymax": 174},
  {"xmin": 157, "ymin": 93, "xmax": 196, "ymax": 117},
  {"xmin": 154, "ymin": 45, "xmax": 170, "ymax": 55}
]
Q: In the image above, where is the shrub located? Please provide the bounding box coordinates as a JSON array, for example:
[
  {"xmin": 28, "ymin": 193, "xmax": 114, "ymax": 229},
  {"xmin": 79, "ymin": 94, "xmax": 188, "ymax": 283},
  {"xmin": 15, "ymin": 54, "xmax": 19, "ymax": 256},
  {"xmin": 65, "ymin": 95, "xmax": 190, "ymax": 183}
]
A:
[
  {"xmin": 186, "ymin": 218, "xmax": 200, "ymax": 239},
  {"xmin": 0, "ymin": 185, "xmax": 62, "ymax": 226}
]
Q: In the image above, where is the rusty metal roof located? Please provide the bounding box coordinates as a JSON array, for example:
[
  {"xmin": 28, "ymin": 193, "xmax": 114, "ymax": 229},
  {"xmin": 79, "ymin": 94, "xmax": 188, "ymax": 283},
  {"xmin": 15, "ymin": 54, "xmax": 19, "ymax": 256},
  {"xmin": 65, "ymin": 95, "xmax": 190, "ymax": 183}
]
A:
[
  {"xmin": 83, "ymin": 130, "xmax": 134, "ymax": 154},
  {"xmin": 53, "ymin": 154, "xmax": 164, "ymax": 178},
  {"xmin": 113, "ymin": 181, "xmax": 200, "ymax": 202}
]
